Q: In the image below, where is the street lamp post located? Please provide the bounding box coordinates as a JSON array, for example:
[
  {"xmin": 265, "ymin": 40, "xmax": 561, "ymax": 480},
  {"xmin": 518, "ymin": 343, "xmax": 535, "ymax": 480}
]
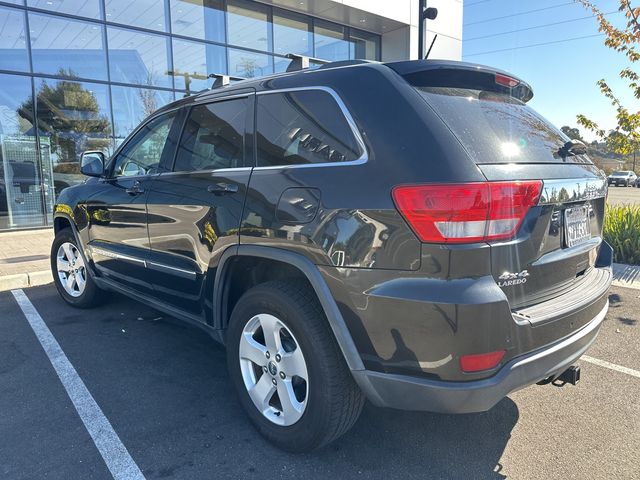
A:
[{"xmin": 417, "ymin": 1, "xmax": 439, "ymax": 59}]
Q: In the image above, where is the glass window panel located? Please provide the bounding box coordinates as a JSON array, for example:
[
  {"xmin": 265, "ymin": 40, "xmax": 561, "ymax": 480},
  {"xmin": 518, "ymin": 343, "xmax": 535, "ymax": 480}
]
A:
[
  {"xmin": 33, "ymin": 78, "xmax": 111, "ymax": 200},
  {"xmin": 349, "ymin": 29, "xmax": 380, "ymax": 60},
  {"xmin": 228, "ymin": 48, "xmax": 272, "ymax": 78},
  {"xmin": 273, "ymin": 56, "xmax": 289, "ymax": 74},
  {"xmin": 108, "ymin": 27, "xmax": 172, "ymax": 88},
  {"xmin": 227, "ymin": 0, "xmax": 270, "ymax": 52},
  {"xmin": 174, "ymin": 98, "xmax": 247, "ymax": 172},
  {"xmin": 111, "ymin": 85, "xmax": 173, "ymax": 140},
  {"xmin": 273, "ymin": 10, "xmax": 311, "ymax": 56},
  {"xmin": 113, "ymin": 112, "xmax": 176, "ymax": 177},
  {"xmin": 1, "ymin": 1, "xmax": 24, "ymax": 5},
  {"xmin": 256, "ymin": 90, "xmax": 361, "ymax": 167},
  {"xmin": 0, "ymin": 6, "xmax": 30, "ymax": 73},
  {"xmin": 27, "ymin": 0, "xmax": 101, "ymax": 19},
  {"xmin": 314, "ymin": 20, "xmax": 348, "ymax": 61},
  {"xmin": 29, "ymin": 13, "xmax": 107, "ymax": 80},
  {"xmin": 104, "ymin": 0, "xmax": 167, "ymax": 31},
  {"xmin": 170, "ymin": 0, "xmax": 224, "ymax": 43},
  {"xmin": 172, "ymin": 38, "xmax": 225, "ymax": 93},
  {"xmin": 0, "ymin": 73, "xmax": 43, "ymax": 230}
]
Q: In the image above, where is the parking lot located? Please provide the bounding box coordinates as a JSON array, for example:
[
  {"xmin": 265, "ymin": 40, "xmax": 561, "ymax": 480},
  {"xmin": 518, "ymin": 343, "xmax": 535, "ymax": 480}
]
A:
[
  {"xmin": 607, "ymin": 185, "xmax": 640, "ymax": 205},
  {"xmin": 1, "ymin": 284, "xmax": 639, "ymax": 480}
]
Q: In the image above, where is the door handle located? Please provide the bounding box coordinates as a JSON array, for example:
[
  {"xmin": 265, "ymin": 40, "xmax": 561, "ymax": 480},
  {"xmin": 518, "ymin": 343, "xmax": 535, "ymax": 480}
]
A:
[
  {"xmin": 125, "ymin": 181, "xmax": 144, "ymax": 196},
  {"xmin": 207, "ymin": 182, "xmax": 239, "ymax": 195}
]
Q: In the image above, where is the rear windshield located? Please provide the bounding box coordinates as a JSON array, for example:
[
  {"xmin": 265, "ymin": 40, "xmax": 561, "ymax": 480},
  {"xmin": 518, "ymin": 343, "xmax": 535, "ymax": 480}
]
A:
[{"xmin": 415, "ymin": 86, "xmax": 590, "ymax": 164}]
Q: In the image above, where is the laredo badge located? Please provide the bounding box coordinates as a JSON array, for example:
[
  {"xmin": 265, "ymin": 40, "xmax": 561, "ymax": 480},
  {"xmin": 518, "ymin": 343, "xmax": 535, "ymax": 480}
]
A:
[{"xmin": 498, "ymin": 270, "xmax": 530, "ymax": 287}]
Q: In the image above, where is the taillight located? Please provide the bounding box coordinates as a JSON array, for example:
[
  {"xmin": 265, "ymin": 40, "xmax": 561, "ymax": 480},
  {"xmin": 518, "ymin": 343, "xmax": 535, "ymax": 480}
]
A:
[
  {"xmin": 495, "ymin": 73, "xmax": 520, "ymax": 88},
  {"xmin": 460, "ymin": 350, "xmax": 506, "ymax": 373},
  {"xmin": 392, "ymin": 181, "xmax": 542, "ymax": 244}
]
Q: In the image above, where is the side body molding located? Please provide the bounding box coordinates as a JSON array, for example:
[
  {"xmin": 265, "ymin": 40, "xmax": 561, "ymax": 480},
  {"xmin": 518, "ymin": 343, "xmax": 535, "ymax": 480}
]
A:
[{"xmin": 214, "ymin": 245, "xmax": 365, "ymax": 372}]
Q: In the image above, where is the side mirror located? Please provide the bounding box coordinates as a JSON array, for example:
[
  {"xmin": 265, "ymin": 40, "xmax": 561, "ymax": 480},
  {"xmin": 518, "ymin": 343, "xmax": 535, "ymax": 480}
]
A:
[{"xmin": 80, "ymin": 151, "xmax": 105, "ymax": 177}]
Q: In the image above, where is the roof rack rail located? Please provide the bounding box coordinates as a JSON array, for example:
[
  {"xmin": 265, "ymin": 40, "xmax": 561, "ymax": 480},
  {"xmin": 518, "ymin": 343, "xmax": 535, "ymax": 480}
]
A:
[
  {"xmin": 285, "ymin": 53, "xmax": 329, "ymax": 72},
  {"xmin": 208, "ymin": 73, "xmax": 246, "ymax": 88},
  {"xmin": 317, "ymin": 59, "xmax": 377, "ymax": 69}
]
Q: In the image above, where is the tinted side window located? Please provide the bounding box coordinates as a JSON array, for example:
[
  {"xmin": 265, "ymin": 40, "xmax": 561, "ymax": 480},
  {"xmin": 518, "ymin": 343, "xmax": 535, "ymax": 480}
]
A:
[
  {"xmin": 113, "ymin": 112, "xmax": 176, "ymax": 177},
  {"xmin": 256, "ymin": 90, "xmax": 362, "ymax": 167},
  {"xmin": 174, "ymin": 98, "xmax": 248, "ymax": 172}
]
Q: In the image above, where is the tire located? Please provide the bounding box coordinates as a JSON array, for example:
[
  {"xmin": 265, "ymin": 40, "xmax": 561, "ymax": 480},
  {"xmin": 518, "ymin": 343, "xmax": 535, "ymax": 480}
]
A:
[
  {"xmin": 226, "ymin": 279, "xmax": 364, "ymax": 452},
  {"xmin": 51, "ymin": 227, "xmax": 105, "ymax": 308}
]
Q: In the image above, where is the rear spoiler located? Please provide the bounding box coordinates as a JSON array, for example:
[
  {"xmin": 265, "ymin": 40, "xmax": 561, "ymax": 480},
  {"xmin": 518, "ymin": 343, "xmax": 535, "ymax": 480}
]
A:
[{"xmin": 387, "ymin": 60, "xmax": 534, "ymax": 103}]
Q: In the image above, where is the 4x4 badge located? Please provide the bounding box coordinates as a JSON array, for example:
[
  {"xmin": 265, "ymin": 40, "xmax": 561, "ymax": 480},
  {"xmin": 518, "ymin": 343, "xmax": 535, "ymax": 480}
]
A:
[{"xmin": 498, "ymin": 270, "xmax": 530, "ymax": 287}]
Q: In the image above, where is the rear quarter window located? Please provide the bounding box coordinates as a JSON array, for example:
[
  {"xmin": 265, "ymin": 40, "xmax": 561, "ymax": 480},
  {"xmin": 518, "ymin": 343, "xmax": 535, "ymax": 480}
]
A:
[
  {"xmin": 415, "ymin": 87, "xmax": 590, "ymax": 164},
  {"xmin": 255, "ymin": 89, "xmax": 363, "ymax": 167}
]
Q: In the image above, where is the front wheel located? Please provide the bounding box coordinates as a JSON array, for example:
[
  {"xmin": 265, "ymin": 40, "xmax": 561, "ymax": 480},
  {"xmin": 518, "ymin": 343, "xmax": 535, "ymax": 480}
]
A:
[
  {"xmin": 51, "ymin": 228, "xmax": 105, "ymax": 308},
  {"xmin": 226, "ymin": 280, "xmax": 364, "ymax": 452}
]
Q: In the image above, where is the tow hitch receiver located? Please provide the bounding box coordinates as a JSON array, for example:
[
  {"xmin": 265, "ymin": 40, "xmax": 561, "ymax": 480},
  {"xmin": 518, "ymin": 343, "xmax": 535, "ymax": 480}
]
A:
[
  {"xmin": 536, "ymin": 365, "xmax": 581, "ymax": 387},
  {"xmin": 553, "ymin": 365, "xmax": 581, "ymax": 387}
]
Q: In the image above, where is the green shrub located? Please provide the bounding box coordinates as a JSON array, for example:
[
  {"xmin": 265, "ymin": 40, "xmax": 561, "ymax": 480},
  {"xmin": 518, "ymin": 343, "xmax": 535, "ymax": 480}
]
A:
[{"xmin": 603, "ymin": 204, "xmax": 640, "ymax": 265}]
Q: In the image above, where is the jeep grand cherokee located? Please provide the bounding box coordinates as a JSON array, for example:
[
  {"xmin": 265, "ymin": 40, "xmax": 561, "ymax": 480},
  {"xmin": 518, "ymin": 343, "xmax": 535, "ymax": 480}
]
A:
[{"xmin": 51, "ymin": 59, "xmax": 612, "ymax": 452}]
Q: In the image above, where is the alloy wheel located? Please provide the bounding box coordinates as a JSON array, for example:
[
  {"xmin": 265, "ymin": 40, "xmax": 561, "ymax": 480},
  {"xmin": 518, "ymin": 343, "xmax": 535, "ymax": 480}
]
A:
[
  {"xmin": 56, "ymin": 242, "xmax": 86, "ymax": 298},
  {"xmin": 238, "ymin": 313, "xmax": 309, "ymax": 426}
]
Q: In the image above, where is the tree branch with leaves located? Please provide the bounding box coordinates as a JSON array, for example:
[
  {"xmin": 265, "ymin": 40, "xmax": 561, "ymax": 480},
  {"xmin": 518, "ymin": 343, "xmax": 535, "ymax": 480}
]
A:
[{"xmin": 576, "ymin": 0, "xmax": 640, "ymax": 169}]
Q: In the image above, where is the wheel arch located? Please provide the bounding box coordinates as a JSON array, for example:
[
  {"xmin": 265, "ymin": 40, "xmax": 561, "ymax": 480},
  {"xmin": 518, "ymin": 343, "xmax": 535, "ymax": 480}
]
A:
[
  {"xmin": 53, "ymin": 214, "xmax": 73, "ymax": 234},
  {"xmin": 214, "ymin": 245, "xmax": 365, "ymax": 372},
  {"xmin": 52, "ymin": 213, "xmax": 96, "ymax": 277}
]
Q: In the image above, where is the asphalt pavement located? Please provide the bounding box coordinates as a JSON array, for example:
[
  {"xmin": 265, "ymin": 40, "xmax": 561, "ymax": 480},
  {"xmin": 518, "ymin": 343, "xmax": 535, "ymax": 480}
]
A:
[
  {"xmin": 607, "ymin": 185, "xmax": 640, "ymax": 205},
  {"xmin": 1, "ymin": 284, "xmax": 639, "ymax": 480}
]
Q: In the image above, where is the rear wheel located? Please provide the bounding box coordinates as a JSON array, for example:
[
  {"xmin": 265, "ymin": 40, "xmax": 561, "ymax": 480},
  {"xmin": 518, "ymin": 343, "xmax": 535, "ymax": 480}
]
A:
[
  {"xmin": 226, "ymin": 280, "xmax": 364, "ymax": 452},
  {"xmin": 51, "ymin": 228, "xmax": 105, "ymax": 308}
]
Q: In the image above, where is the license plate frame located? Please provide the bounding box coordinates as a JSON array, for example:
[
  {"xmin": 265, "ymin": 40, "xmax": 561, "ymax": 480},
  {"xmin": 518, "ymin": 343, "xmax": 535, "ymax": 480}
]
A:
[{"xmin": 564, "ymin": 205, "xmax": 591, "ymax": 248}]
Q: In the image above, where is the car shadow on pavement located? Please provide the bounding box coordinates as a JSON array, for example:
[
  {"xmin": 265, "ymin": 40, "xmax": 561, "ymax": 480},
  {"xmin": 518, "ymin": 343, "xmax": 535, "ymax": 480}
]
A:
[
  {"xmin": 24, "ymin": 287, "xmax": 518, "ymax": 480},
  {"xmin": 319, "ymin": 399, "xmax": 518, "ymax": 479},
  {"xmin": 138, "ymin": 317, "xmax": 518, "ymax": 480}
]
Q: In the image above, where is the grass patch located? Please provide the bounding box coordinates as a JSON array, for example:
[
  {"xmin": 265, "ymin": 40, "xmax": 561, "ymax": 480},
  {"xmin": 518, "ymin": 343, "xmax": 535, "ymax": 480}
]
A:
[{"xmin": 604, "ymin": 204, "xmax": 640, "ymax": 265}]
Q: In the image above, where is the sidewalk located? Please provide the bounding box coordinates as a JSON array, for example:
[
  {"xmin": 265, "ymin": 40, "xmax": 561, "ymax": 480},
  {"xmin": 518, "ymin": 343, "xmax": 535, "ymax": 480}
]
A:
[
  {"xmin": 0, "ymin": 228, "xmax": 54, "ymax": 290},
  {"xmin": 0, "ymin": 228, "xmax": 639, "ymax": 292}
]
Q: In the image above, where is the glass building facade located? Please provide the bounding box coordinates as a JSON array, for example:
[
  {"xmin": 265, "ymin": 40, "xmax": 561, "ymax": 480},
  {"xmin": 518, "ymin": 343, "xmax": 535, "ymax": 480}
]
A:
[{"xmin": 0, "ymin": 0, "xmax": 380, "ymax": 230}]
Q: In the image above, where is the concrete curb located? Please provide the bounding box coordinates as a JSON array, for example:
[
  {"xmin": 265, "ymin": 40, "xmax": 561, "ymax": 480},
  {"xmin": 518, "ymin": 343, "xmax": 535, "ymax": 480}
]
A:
[
  {"xmin": 612, "ymin": 263, "xmax": 640, "ymax": 291},
  {"xmin": 0, "ymin": 270, "xmax": 52, "ymax": 292}
]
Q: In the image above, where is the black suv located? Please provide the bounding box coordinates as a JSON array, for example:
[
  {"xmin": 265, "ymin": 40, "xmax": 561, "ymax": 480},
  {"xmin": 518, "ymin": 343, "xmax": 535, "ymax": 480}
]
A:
[{"xmin": 51, "ymin": 59, "xmax": 612, "ymax": 452}]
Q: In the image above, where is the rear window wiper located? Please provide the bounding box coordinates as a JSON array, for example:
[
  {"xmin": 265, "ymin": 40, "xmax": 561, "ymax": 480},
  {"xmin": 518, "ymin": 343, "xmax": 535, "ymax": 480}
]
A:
[{"xmin": 558, "ymin": 139, "xmax": 587, "ymax": 160}]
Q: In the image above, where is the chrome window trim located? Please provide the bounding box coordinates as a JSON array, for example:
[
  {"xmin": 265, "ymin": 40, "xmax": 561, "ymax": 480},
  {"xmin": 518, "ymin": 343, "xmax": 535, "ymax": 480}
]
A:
[
  {"xmin": 538, "ymin": 177, "xmax": 607, "ymax": 205},
  {"xmin": 157, "ymin": 166, "xmax": 253, "ymax": 176},
  {"xmin": 253, "ymin": 86, "xmax": 368, "ymax": 170},
  {"xmin": 193, "ymin": 92, "xmax": 254, "ymax": 104}
]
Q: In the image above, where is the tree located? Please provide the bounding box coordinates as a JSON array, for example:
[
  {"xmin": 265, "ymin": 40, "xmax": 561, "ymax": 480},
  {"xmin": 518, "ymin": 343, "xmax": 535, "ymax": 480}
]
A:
[
  {"xmin": 561, "ymin": 125, "xmax": 584, "ymax": 141},
  {"xmin": 576, "ymin": 0, "xmax": 640, "ymax": 171},
  {"xmin": 20, "ymin": 70, "xmax": 111, "ymax": 163}
]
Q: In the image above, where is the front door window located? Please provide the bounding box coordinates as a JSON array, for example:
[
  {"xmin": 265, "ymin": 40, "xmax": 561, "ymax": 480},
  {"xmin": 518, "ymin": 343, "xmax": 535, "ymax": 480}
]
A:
[{"xmin": 112, "ymin": 112, "xmax": 176, "ymax": 178}]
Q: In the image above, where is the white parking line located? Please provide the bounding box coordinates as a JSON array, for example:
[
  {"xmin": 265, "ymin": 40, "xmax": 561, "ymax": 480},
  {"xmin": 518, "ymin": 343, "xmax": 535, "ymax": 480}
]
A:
[
  {"xmin": 581, "ymin": 355, "xmax": 640, "ymax": 379},
  {"xmin": 11, "ymin": 289, "xmax": 145, "ymax": 480}
]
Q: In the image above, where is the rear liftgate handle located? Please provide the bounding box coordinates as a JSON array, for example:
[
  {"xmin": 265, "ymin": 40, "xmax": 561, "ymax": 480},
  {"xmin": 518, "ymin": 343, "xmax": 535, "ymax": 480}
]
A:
[{"xmin": 207, "ymin": 182, "xmax": 239, "ymax": 195}]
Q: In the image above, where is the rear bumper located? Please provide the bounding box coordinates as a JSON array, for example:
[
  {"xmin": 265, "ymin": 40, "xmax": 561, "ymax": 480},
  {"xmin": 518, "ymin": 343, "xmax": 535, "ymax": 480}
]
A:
[{"xmin": 353, "ymin": 301, "xmax": 607, "ymax": 413}]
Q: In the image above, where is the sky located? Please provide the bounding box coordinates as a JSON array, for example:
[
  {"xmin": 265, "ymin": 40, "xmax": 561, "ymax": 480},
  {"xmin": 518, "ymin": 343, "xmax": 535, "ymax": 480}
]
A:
[{"xmin": 462, "ymin": 0, "xmax": 637, "ymax": 141}]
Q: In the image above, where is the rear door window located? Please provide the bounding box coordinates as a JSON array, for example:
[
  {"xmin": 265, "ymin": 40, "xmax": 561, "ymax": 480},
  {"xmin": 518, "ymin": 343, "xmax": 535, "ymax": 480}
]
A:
[
  {"xmin": 174, "ymin": 97, "xmax": 248, "ymax": 172},
  {"xmin": 414, "ymin": 86, "xmax": 589, "ymax": 164},
  {"xmin": 255, "ymin": 89, "xmax": 362, "ymax": 167}
]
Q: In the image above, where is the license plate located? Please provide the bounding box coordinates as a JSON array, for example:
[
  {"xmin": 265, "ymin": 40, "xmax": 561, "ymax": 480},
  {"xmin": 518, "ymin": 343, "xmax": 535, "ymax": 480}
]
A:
[{"xmin": 564, "ymin": 205, "xmax": 591, "ymax": 248}]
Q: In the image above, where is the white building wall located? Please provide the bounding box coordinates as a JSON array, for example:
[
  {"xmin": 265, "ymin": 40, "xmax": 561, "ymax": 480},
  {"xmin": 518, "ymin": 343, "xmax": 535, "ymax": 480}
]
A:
[{"xmin": 268, "ymin": 0, "xmax": 463, "ymax": 62}]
